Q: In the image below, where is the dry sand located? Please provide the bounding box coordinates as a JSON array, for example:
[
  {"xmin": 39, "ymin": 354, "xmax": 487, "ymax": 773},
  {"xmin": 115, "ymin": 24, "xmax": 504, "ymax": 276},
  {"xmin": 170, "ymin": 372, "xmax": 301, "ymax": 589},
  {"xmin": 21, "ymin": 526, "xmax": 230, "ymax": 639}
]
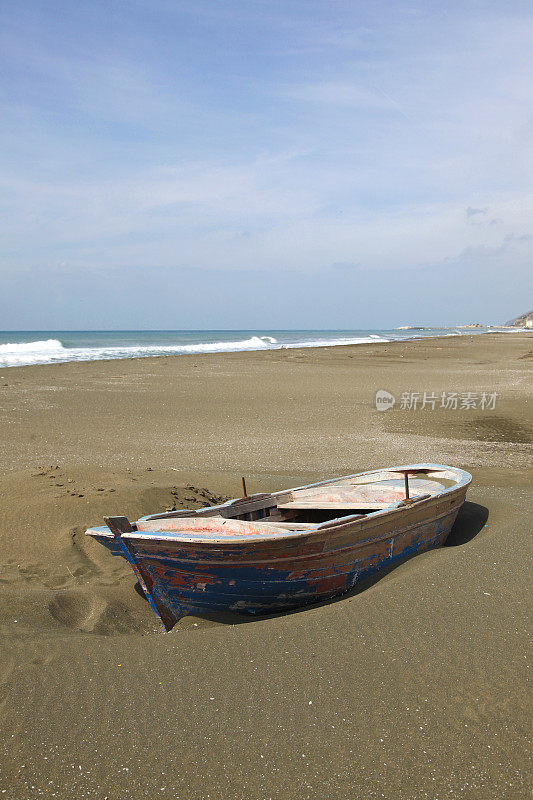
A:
[{"xmin": 0, "ymin": 332, "xmax": 531, "ymax": 799}]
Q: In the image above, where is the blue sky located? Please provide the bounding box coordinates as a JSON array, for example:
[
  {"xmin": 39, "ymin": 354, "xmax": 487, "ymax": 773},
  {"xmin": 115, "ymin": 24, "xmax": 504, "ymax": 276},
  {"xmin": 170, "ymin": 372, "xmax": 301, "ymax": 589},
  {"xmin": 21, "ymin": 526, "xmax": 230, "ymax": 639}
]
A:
[{"xmin": 1, "ymin": 0, "xmax": 532, "ymax": 328}]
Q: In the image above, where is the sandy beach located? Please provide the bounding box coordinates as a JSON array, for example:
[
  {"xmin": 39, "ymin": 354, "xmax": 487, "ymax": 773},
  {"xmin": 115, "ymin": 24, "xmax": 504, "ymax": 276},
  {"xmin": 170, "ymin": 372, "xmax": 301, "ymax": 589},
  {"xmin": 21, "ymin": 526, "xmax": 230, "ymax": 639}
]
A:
[{"xmin": 0, "ymin": 332, "xmax": 531, "ymax": 799}]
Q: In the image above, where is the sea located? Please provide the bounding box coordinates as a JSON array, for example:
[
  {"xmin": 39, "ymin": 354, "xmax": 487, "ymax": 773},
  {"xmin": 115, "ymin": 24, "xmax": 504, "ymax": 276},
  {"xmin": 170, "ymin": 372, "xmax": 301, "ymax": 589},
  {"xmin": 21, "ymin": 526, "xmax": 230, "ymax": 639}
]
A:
[{"xmin": 0, "ymin": 328, "xmax": 505, "ymax": 369}]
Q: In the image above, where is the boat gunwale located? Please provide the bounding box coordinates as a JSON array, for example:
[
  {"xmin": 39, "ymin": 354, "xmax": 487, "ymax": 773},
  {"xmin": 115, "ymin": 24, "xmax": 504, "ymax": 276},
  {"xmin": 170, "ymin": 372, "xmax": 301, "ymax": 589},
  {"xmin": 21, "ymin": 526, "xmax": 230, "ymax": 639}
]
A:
[
  {"xmin": 138, "ymin": 462, "xmax": 470, "ymax": 522},
  {"xmin": 125, "ymin": 500, "xmax": 465, "ymax": 567},
  {"xmin": 86, "ymin": 463, "xmax": 471, "ymax": 547}
]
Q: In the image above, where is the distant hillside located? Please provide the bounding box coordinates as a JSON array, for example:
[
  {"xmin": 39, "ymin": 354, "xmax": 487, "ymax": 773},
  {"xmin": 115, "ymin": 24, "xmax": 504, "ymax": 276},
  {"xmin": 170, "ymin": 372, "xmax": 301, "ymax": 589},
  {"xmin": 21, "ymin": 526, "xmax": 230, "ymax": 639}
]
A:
[{"xmin": 505, "ymin": 310, "xmax": 533, "ymax": 327}]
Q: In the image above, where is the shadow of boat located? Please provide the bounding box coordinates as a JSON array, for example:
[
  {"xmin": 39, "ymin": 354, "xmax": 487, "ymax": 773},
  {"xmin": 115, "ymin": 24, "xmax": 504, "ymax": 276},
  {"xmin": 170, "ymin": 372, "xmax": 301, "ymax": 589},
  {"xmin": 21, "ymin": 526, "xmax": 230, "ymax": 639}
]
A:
[{"xmin": 443, "ymin": 500, "xmax": 488, "ymax": 546}]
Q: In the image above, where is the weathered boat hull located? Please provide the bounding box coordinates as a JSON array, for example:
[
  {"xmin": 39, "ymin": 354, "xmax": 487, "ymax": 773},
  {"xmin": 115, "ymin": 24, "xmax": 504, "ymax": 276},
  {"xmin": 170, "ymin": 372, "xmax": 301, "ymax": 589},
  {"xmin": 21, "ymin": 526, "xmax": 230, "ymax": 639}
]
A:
[
  {"xmin": 122, "ymin": 508, "xmax": 457, "ymax": 619},
  {"xmin": 87, "ymin": 464, "xmax": 470, "ymax": 627}
]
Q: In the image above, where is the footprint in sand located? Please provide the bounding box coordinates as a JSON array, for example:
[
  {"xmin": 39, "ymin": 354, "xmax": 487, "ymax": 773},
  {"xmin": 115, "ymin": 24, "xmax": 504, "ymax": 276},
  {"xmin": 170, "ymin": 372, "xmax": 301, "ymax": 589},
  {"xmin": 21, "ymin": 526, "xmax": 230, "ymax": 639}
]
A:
[{"xmin": 48, "ymin": 590, "xmax": 148, "ymax": 635}]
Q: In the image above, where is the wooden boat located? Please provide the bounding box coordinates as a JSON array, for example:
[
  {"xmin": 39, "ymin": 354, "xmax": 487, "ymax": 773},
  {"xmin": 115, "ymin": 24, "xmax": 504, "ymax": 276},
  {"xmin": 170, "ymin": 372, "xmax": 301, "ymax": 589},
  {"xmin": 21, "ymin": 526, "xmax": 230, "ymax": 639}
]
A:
[{"xmin": 85, "ymin": 463, "xmax": 471, "ymax": 631}]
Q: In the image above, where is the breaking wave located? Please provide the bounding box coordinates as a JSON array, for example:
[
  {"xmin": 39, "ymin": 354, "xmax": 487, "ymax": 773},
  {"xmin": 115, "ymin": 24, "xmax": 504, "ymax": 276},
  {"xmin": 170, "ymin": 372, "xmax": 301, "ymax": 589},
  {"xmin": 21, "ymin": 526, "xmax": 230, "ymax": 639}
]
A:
[
  {"xmin": 0, "ymin": 339, "xmax": 67, "ymax": 366},
  {"xmin": 1, "ymin": 329, "xmax": 485, "ymax": 368},
  {"xmin": 282, "ymin": 335, "xmax": 389, "ymax": 349},
  {"xmin": 0, "ymin": 335, "xmax": 284, "ymax": 367}
]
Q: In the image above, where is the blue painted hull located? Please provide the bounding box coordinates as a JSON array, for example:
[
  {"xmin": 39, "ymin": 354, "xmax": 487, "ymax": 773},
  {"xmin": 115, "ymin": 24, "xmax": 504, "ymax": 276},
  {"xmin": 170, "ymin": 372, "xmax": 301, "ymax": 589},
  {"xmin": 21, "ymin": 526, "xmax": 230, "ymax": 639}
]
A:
[
  {"xmin": 90, "ymin": 505, "xmax": 461, "ymax": 620},
  {"xmin": 86, "ymin": 463, "xmax": 472, "ymax": 629}
]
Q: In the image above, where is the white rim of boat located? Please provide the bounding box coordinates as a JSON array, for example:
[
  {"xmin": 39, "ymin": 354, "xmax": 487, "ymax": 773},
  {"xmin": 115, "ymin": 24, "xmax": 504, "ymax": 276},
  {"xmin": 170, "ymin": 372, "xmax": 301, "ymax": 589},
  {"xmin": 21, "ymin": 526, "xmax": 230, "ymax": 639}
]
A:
[{"xmin": 86, "ymin": 463, "xmax": 472, "ymax": 545}]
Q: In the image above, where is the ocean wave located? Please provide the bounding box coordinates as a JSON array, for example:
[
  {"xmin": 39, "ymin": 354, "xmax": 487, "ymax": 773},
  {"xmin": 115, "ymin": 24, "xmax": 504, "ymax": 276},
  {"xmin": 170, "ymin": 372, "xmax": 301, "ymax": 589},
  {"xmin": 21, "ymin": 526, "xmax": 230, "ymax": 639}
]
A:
[
  {"xmin": 283, "ymin": 335, "xmax": 390, "ymax": 349},
  {"xmin": 0, "ymin": 338, "xmax": 66, "ymax": 354},
  {"xmin": 167, "ymin": 335, "xmax": 274, "ymax": 353},
  {"xmin": 0, "ymin": 331, "xmax": 459, "ymax": 368},
  {"xmin": 0, "ymin": 335, "xmax": 280, "ymax": 367},
  {"xmin": 0, "ymin": 339, "xmax": 67, "ymax": 366}
]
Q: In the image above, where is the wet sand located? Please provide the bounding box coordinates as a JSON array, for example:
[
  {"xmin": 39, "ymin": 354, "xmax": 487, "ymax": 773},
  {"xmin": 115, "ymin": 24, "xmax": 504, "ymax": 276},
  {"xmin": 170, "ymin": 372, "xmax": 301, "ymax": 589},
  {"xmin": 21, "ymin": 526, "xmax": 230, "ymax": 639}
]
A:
[{"xmin": 0, "ymin": 332, "xmax": 531, "ymax": 799}]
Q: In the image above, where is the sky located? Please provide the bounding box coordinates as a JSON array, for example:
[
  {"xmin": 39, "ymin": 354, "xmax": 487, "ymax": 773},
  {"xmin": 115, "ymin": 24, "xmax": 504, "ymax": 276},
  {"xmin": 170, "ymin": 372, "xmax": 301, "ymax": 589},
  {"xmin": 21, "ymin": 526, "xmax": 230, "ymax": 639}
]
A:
[{"xmin": 1, "ymin": 0, "xmax": 532, "ymax": 329}]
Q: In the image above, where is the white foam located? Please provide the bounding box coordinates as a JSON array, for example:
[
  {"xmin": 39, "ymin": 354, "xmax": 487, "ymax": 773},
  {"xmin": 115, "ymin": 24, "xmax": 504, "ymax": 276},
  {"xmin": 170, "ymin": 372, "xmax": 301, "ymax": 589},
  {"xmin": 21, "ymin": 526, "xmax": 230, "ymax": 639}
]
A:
[
  {"xmin": 1, "ymin": 331, "xmax": 452, "ymax": 368},
  {"xmin": 0, "ymin": 339, "xmax": 67, "ymax": 366},
  {"xmin": 0, "ymin": 335, "xmax": 280, "ymax": 367},
  {"xmin": 168, "ymin": 335, "xmax": 272, "ymax": 353},
  {"xmin": 283, "ymin": 335, "xmax": 390, "ymax": 349}
]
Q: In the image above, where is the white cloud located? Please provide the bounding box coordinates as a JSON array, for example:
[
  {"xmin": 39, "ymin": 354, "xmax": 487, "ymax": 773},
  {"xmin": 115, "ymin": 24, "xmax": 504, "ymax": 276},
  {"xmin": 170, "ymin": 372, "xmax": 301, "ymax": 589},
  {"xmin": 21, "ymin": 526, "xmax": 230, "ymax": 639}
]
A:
[
  {"xmin": 279, "ymin": 81, "xmax": 396, "ymax": 110},
  {"xmin": 0, "ymin": 1, "xmax": 532, "ymax": 296}
]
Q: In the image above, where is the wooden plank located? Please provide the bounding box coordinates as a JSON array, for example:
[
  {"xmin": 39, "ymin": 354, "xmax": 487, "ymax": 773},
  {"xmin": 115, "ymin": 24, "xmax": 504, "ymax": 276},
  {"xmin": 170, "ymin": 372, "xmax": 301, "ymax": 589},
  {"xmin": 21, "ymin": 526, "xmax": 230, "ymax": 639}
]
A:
[
  {"xmin": 223, "ymin": 493, "xmax": 286, "ymax": 517},
  {"xmin": 317, "ymin": 513, "xmax": 366, "ymax": 531},
  {"xmin": 260, "ymin": 521, "xmax": 316, "ymax": 530},
  {"xmin": 277, "ymin": 500, "xmax": 393, "ymax": 510}
]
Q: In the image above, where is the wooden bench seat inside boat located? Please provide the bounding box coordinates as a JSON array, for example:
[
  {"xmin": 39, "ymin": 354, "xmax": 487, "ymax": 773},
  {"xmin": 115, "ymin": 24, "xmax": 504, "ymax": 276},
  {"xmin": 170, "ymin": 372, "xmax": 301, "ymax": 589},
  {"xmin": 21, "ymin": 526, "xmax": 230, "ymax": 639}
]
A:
[
  {"xmin": 141, "ymin": 477, "xmax": 443, "ymax": 528},
  {"xmin": 277, "ymin": 480, "xmax": 436, "ymax": 509},
  {"xmin": 136, "ymin": 516, "xmax": 315, "ymax": 536}
]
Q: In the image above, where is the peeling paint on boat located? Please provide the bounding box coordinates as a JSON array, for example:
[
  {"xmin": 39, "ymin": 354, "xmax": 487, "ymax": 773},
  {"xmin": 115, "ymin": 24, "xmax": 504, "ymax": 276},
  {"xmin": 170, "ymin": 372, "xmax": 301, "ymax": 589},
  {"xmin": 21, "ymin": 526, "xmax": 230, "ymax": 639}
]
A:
[{"xmin": 86, "ymin": 463, "xmax": 471, "ymax": 630}]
